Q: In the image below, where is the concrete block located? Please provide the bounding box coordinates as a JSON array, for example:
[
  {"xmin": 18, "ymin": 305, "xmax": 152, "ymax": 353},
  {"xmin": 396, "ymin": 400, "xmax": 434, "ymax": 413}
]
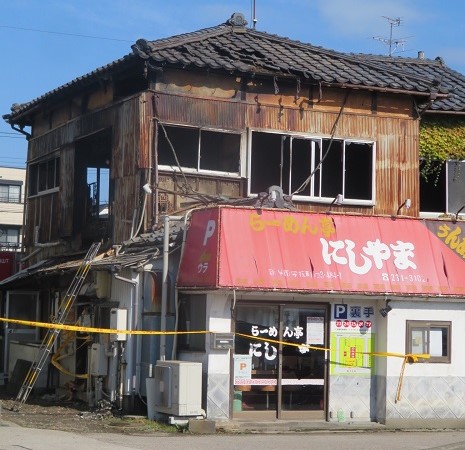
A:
[{"xmin": 188, "ymin": 419, "xmax": 216, "ymax": 434}]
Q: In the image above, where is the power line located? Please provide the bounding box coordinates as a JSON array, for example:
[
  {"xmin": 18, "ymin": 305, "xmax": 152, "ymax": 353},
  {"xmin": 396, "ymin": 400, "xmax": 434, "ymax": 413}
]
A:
[{"xmin": 0, "ymin": 25, "xmax": 133, "ymax": 43}]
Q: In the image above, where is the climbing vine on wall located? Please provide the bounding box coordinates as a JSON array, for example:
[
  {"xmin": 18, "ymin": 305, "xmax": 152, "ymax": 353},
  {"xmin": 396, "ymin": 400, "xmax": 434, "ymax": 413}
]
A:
[{"xmin": 420, "ymin": 115, "xmax": 465, "ymax": 180}]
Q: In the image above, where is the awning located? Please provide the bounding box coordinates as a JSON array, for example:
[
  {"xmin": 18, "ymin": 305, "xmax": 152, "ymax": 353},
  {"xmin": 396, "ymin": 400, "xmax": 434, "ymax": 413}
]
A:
[{"xmin": 177, "ymin": 206, "xmax": 465, "ymax": 297}]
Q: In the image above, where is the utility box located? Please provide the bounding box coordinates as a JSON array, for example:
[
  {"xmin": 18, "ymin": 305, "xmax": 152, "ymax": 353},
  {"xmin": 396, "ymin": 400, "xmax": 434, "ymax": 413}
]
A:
[
  {"xmin": 150, "ymin": 360, "xmax": 202, "ymax": 416},
  {"xmin": 89, "ymin": 343, "xmax": 108, "ymax": 376},
  {"xmin": 110, "ymin": 308, "xmax": 127, "ymax": 342}
]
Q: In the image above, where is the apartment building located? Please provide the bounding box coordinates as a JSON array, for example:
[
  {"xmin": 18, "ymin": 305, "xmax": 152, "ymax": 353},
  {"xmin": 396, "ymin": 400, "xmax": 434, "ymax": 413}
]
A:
[{"xmin": 0, "ymin": 166, "xmax": 25, "ymax": 280}]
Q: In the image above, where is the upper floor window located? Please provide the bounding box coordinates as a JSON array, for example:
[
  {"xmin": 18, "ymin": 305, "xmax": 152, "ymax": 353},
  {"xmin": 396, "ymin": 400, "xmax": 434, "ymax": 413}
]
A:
[
  {"xmin": 157, "ymin": 123, "xmax": 242, "ymax": 176},
  {"xmin": 420, "ymin": 160, "xmax": 465, "ymax": 218},
  {"xmin": 29, "ymin": 156, "xmax": 60, "ymax": 196},
  {"xmin": 249, "ymin": 131, "xmax": 375, "ymax": 205},
  {"xmin": 0, "ymin": 183, "xmax": 21, "ymax": 203}
]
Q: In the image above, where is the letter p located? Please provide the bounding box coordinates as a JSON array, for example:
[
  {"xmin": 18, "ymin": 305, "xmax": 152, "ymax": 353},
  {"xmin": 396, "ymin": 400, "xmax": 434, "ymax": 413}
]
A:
[{"xmin": 203, "ymin": 220, "xmax": 216, "ymax": 246}]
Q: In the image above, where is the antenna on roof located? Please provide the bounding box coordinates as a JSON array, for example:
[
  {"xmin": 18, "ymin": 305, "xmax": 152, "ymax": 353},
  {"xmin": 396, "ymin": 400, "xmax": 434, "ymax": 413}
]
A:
[
  {"xmin": 251, "ymin": 0, "xmax": 257, "ymax": 29},
  {"xmin": 373, "ymin": 16, "xmax": 411, "ymax": 56}
]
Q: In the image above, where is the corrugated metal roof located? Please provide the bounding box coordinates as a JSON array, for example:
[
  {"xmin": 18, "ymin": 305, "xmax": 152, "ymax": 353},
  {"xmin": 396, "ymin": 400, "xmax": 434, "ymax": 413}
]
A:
[
  {"xmin": 4, "ymin": 12, "xmax": 465, "ymax": 123},
  {"xmin": 0, "ymin": 248, "xmax": 159, "ymax": 289}
]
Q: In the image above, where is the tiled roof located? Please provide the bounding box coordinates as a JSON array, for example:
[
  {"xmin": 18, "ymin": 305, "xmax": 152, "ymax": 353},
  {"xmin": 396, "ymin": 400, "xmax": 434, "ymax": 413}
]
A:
[
  {"xmin": 4, "ymin": 13, "xmax": 465, "ymax": 122},
  {"xmin": 131, "ymin": 18, "xmax": 444, "ymax": 95},
  {"xmin": 352, "ymin": 54, "xmax": 465, "ymax": 112}
]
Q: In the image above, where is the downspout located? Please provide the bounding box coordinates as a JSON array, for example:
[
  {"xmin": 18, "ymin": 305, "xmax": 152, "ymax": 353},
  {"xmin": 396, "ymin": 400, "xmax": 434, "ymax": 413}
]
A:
[
  {"xmin": 113, "ymin": 273, "xmax": 138, "ymax": 408},
  {"xmin": 151, "ymin": 95, "xmax": 159, "ymax": 228},
  {"xmin": 9, "ymin": 124, "xmax": 31, "ymax": 139},
  {"xmin": 20, "ymin": 240, "xmax": 64, "ymax": 263}
]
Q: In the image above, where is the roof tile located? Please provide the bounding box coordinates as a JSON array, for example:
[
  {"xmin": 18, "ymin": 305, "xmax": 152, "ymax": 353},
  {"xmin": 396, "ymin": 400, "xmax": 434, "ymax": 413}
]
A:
[{"xmin": 5, "ymin": 15, "xmax": 465, "ymax": 121}]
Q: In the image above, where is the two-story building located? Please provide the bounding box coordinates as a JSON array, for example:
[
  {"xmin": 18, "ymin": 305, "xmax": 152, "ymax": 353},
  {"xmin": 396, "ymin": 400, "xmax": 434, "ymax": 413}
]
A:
[{"xmin": 2, "ymin": 13, "xmax": 465, "ymax": 428}]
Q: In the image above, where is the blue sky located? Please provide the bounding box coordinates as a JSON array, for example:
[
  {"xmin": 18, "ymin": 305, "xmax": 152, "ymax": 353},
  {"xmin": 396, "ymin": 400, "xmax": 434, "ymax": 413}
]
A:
[{"xmin": 2, "ymin": 0, "xmax": 465, "ymax": 167}]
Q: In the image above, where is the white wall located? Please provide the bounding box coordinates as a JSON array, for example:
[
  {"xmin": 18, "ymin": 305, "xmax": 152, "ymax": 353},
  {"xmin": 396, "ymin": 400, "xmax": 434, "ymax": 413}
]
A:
[
  {"xmin": 0, "ymin": 167, "xmax": 26, "ymax": 227},
  {"xmin": 385, "ymin": 300, "xmax": 465, "ymax": 377}
]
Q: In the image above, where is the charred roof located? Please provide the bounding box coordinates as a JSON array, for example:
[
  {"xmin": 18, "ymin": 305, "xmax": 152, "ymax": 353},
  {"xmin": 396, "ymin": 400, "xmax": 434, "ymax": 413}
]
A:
[{"xmin": 4, "ymin": 12, "xmax": 465, "ymax": 124}]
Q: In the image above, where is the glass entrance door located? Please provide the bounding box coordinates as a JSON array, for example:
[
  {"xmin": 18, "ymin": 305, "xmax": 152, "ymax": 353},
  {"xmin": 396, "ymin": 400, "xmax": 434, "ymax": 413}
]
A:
[
  {"xmin": 233, "ymin": 303, "xmax": 327, "ymax": 419},
  {"xmin": 280, "ymin": 306, "xmax": 326, "ymax": 419}
]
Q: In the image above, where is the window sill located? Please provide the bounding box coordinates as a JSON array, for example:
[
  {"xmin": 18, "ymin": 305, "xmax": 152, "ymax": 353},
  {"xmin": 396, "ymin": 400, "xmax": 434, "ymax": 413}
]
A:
[
  {"xmin": 158, "ymin": 165, "xmax": 241, "ymax": 178},
  {"xmin": 28, "ymin": 187, "xmax": 60, "ymax": 199}
]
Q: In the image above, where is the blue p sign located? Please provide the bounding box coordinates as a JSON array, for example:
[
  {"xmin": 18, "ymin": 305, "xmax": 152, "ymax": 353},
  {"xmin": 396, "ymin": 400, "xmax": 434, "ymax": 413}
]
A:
[{"xmin": 334, "ymin": 304, "xmax": 348, "ymax": 319}]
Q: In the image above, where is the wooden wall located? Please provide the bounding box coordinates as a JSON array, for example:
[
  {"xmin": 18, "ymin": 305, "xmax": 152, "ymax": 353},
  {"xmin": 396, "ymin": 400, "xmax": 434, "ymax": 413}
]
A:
[
  {"xmin": 23, "ymin": 66, "xmax": 420, "ymax": 262},
  {"xmin": 147, "ymin": 70, "xmax": 419, "ymax": 218}
]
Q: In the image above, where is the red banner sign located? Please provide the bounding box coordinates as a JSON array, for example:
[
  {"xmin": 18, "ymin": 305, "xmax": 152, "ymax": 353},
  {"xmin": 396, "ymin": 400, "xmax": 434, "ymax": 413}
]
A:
[
  {"xmin": 0, "ymin": 252, "xmax": 15, "ymax": 282},
  {"xmin": 178, "ymin": 207, "xmax": 465, "ymax": 296}
]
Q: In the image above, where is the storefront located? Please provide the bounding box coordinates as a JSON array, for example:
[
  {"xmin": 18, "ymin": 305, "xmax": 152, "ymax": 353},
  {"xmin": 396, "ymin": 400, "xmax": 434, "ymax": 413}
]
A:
[
  {"xmin": 233, "ymin": 302, "xmax": 328, "ymax": 419},
  {"xmin": 177, "ymin": 206, "xmax": 465, "ymax": 426}
]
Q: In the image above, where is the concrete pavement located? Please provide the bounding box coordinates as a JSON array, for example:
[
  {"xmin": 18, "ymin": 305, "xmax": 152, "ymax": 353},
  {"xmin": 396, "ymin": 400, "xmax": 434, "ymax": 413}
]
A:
[{"xmin": 2, "ymin": 414, "xmax": 465, "ymax": 450}]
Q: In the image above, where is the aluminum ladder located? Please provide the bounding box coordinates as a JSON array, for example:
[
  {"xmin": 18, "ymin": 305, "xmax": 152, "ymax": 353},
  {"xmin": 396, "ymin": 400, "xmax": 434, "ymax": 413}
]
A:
[{"xmin": 12, "ymin": 242, "xmax": 101, "ymax": 410}]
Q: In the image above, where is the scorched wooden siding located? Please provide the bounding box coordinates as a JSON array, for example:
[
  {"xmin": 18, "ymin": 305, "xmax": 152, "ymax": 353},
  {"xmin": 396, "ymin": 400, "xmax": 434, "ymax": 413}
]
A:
[{"xmin": 22, "ymin": 67, "xmax": 420, "ymax": 263}]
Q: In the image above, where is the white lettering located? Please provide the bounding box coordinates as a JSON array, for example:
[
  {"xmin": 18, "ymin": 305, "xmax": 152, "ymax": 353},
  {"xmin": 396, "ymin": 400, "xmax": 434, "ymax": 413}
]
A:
[{"xmin": 203, "ymin": 220, "xmax": 216, "ymax": 246}]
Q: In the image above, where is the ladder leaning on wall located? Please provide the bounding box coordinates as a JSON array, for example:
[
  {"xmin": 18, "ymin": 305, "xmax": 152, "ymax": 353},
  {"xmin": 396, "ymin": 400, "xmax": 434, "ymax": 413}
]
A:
[{"xmin": 12, "ymin": 241, "xmax": 101, "ymax": 411}]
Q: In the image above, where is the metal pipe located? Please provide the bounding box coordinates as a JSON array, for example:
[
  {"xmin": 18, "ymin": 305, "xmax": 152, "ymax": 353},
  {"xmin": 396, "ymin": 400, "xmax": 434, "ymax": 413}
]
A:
[
  {"xmin": 160, "ymin": 216, "xmax": 170, "ymax": 361},
  {"xmin": 160, "ymin": 215, "xmax": 183, "ymax": 361},
  {"xmin": 113, "ymin": 273, "xmax": 138, "ymax": 401}
]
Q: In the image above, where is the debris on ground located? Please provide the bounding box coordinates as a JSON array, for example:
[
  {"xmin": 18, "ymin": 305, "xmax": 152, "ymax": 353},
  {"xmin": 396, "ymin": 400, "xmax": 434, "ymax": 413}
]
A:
[{"xmin": 0, "ymin": 390, "xmax": 177, "ymax": 435}]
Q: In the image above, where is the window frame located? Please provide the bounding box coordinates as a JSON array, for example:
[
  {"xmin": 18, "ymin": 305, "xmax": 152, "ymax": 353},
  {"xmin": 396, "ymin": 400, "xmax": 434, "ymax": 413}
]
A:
[
  {"xmin": 406, "ymin": 320, "xmax": 451, "ymax": 363},
  {"xmin": 28, "ymin": 155, "xmax": 60, "ymax": 197},
  {"xmin": 0, "ymin": 226, "xmax": 21, "ymax": 249},
  {"xmin": 156, "ymin": 122, "xmax": 245, "ymax": 178},
  {"xmin": 248, "ymin": 129, "xmax": 376, "ymax": 206},
  {"xmin": 0, "ymin": 182, "xmax": 22, "ymax": 203}
]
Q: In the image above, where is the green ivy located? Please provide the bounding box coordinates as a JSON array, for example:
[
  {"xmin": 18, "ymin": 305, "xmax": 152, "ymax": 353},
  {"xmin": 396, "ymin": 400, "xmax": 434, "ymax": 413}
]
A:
[{"xmin": 420, "ymin": 116, "xmax": 465, "ymax": 179}]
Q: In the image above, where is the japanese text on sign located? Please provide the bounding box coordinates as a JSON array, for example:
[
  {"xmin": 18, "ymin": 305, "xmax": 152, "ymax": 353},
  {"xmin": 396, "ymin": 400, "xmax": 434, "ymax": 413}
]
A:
[
  {"xmin": 437, "ymin": 224, "xmax": 465, "ymax": 259},
  {"xmin": 250, "ymin": 213, "xmax": 336, "ymax": 238},
  {"xmin": 249, "ymin": 323, "xmax": 312, "ymax": 360},
  {"xmin": 320, "ymin": 238, "xmax": 416, "ymax": 275}
]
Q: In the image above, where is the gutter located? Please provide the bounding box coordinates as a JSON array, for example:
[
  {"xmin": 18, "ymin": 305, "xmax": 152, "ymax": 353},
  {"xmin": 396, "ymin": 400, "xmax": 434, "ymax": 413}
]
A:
[
  {"xmin": 9, "ymin": 124, "xmax": 31, "ymax": 139},
  {"xmin": 322, "ymin": 82, "xmax": 449, "ymax": 99}
]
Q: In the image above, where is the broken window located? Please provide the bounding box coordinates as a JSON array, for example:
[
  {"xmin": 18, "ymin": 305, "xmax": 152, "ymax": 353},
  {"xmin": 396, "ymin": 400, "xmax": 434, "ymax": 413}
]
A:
[
  {"xmin": 87, "ymin": 167, "xmax": 110, "ymax": 219},
  {"xmin": 420, "ymin": 160, "xmax": 465, "ymax": 217},
  {"xmin": 28, "ymin": 156, "xmax": 60, "ymax": 196},
  {"xmin": 250, "ymin": 131, "xmax": 374, "ymax": 203},
  {"xmin": 157, "ymin": 123, "xmax": 241, "ymax": 175},
  {"xmin": 74, "ymin": 130, "xmax": 112, "ymax": 242}
]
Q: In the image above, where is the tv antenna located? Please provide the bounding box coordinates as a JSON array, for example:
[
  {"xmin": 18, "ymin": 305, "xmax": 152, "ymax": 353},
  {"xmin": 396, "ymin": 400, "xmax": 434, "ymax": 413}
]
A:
[
  {"xmin": 251, "ymin": 0, "xmax": 257, "ymax": 29},
  {"xmin": 373, "ymin": 16, "xmax": 411, "ymax": 56}
]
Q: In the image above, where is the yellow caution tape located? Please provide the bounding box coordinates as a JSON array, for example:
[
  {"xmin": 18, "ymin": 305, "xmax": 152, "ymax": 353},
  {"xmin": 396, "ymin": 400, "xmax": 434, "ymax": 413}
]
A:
[
  {"xmin": 0, "ymin": 317, "xmax": 209, "ymax": 335},
  {"xmin": 0, "ymin": 316, "xmax": 429, "ymax": 402}
]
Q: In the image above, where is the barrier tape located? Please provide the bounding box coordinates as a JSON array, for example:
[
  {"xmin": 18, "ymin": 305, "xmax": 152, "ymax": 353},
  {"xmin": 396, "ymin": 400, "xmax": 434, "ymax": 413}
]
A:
[
  {"xmin": 0, "ymin": 317, "xmax": 209, "ymax": 335},
  {"xmin": 0, "ymin": 317, "xmax": 429, "ymax": 401}
]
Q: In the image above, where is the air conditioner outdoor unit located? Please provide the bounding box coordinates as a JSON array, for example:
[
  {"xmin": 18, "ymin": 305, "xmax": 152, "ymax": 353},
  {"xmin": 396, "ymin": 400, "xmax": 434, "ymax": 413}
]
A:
[{"xmin": 149, "ymin": 360, "xmax": 203, "ymax": 417}]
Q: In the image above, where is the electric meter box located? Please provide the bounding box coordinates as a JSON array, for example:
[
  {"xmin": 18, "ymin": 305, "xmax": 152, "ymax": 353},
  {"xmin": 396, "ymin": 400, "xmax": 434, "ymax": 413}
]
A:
[{"xmin": 89, "ymin": 343, "xmax": 108, "ymax": 376}]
